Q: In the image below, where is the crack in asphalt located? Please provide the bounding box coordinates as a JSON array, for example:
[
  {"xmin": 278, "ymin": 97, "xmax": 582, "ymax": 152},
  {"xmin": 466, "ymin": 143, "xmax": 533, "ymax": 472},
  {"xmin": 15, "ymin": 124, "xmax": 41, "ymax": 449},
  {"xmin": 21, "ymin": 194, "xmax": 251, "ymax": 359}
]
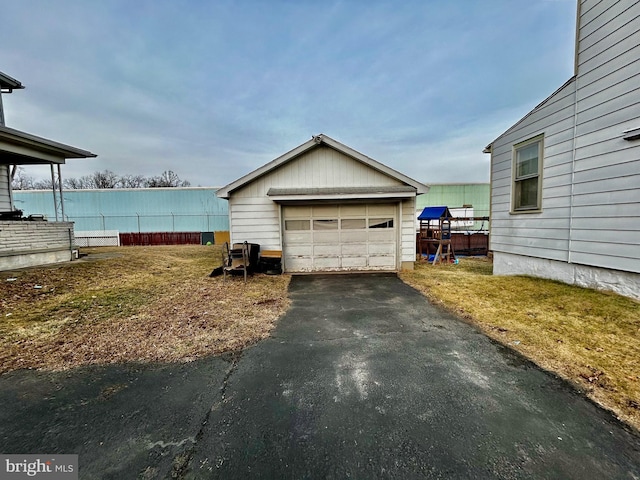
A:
[
  {"xmin": 217, "ymin": 351, "xmax": 243, "ymax": 400},
  {"xmin": 170, "ymin": 351, "xmax": 242, "ymax": 480}
]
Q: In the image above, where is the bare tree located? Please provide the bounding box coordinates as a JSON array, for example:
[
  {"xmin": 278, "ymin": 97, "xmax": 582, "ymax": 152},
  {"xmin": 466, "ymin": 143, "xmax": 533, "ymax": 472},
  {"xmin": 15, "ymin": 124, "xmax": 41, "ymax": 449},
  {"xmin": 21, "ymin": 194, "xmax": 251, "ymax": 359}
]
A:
[
  {"xmin": 145, "ymin": 170, "xmax": 191, "ymax": 188},
  {"xmin": 33, "ymin": 178, "xmax": 57, "ymax": 190},
  {"xmin": 64, "ymin": 176, "xmax": 90, "ymax": 189},
  {"xmin": 18, "ymin": 169, "xmax": 191, "ymax": 190},
  {"xmin": 118, "ymin": 174, "xmax": 147, "ymax": 189},
  {"xmin": 89, "ymin": 170, "xmax": 119, "ymax": 189},
  {"xmin": 11, "ymin": 167, "xmax": 35, "ymax": 190}
]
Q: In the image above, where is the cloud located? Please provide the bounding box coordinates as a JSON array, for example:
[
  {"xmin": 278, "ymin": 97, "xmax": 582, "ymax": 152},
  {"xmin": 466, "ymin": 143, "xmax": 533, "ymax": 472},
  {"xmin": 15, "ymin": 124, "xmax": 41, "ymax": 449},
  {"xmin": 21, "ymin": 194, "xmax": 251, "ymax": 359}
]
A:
[{"xmin": 1, "ymin": 0, "xmax": 577, "ymax": 186}]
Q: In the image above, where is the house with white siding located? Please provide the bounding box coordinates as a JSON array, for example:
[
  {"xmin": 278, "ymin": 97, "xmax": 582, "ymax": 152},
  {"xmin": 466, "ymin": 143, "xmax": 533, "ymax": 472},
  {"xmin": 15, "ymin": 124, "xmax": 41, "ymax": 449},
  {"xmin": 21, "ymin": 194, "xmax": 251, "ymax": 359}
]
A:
[
  {"xmin": 217, "ymin": 134, "xmax": 428, "ymax": 273},
  {"xmin": 0, "ymin": 70, "xmax": 96, "ymax": 270},
  {"xmin": 484, "ymin": 0, "xmax": 640, "ymax": 300}
]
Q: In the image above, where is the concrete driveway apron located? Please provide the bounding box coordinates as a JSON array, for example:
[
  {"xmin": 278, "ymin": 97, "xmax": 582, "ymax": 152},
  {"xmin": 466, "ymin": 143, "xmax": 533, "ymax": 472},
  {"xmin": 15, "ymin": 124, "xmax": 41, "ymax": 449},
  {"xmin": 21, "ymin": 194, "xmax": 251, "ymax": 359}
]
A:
[{"xmin": 187, "ymin": 273, "xmax": 640, "ymax": 479}]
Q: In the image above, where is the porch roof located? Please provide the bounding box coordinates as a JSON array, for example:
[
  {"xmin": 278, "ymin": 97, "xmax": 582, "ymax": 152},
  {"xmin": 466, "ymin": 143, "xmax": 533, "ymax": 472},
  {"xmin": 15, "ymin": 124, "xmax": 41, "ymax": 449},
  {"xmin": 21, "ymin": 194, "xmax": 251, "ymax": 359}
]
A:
[{"xmin": 0, "ymin": 125, "xmax": 96, "ymax": 165}]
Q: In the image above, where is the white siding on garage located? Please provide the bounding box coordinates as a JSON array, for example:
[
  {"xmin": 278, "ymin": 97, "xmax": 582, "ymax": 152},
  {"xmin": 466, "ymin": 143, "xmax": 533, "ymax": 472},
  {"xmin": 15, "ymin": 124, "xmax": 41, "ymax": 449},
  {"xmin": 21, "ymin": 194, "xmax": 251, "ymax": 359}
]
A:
[
  {"xmin": 228, "ymin": 145, "xmax": 404, "ymax": 251},
  {"xmin": 0, "ymin": 165, "xmax": 12, "ymax": 212},
  {"xmin": 228, "ymin": 196, "xmax": 281, "ymax": 249},
  {"xmin": 234, "ymin": 145, "xmax": 401, "ymax": 196},
  {"xmin": 400, "ymin": 197, "xmax": 416, "ymax": 265}
]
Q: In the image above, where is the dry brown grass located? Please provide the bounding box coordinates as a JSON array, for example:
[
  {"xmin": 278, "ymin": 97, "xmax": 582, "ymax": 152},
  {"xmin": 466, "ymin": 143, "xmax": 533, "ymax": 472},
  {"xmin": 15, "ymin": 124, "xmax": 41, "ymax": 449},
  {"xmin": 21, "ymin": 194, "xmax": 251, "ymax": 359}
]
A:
[
  {"xmin": 400, "ymin": 258, "xmax": 640, "ymax": 430},
  {"xmin": 4, "ymin": 248, "xmax": 638, "ymax": 430},
  {"xmin": 0, "ymin": 246, "xmax": 289, "ymax": 372}
]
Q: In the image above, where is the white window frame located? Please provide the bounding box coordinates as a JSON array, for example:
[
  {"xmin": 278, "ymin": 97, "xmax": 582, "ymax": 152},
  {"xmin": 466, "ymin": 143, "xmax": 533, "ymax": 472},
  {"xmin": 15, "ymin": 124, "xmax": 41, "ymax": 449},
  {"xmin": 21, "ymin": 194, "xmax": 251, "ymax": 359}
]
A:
[{"xmin": 511, "ymin": 135, "xmax": 543, "ymax": 213}]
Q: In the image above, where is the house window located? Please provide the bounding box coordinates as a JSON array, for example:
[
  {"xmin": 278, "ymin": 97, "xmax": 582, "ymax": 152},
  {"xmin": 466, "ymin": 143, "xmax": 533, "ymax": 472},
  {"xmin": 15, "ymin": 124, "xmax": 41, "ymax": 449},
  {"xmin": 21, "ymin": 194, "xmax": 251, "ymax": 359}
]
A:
[{"xmin": 512, "ymin": 135, "xmax": 543, "ymax": 212}]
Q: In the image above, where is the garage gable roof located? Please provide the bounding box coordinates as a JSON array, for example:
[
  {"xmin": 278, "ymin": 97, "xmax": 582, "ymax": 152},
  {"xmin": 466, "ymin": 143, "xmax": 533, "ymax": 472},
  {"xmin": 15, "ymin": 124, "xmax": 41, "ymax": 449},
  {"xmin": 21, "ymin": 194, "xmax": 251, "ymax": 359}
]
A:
[{"xmin": 216, "ymin": 134, "xmax": 429, "ymax": 199}]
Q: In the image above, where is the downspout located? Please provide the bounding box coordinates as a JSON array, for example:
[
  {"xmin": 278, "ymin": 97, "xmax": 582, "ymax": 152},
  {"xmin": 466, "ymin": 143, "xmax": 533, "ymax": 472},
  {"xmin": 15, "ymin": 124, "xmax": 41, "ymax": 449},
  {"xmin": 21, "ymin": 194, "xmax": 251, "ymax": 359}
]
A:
[
  {"xmin": 568, "ymin": 0, "xmax": 582, "ymax": 265},
  {"xmin": 0, "ymin": 88, "xmax": 5, "ymax": 126},
  {"xmin": 482, "ymin": 144, "xmax": 493, "ymax": 256},
  {"xmin": 568, "ymin": 77, "xmax": 578, "ymax": 266},
  {"xmin": 488, "ymin": 147, "xmax": 493, "ymax": 256},
  {"xmin": 573, "ymin": 0, "xmax": 582, "ymax": 77}
]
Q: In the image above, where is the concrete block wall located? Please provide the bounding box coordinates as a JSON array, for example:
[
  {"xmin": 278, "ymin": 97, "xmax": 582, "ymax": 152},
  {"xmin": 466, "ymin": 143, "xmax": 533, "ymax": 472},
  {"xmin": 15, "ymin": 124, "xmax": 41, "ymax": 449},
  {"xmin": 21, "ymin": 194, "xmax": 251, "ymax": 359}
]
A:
[{"xmin": 0, "ymin": 221, "xmax": 75, "ymax": 270}]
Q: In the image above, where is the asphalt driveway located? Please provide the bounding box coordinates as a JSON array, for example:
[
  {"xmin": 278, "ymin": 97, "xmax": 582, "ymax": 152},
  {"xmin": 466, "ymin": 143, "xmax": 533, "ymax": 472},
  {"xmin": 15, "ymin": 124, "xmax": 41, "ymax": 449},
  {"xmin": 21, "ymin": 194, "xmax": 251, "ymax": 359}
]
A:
[{"xmin": 1, "ymin": 273, "xmax": 639, "ymax": 479}]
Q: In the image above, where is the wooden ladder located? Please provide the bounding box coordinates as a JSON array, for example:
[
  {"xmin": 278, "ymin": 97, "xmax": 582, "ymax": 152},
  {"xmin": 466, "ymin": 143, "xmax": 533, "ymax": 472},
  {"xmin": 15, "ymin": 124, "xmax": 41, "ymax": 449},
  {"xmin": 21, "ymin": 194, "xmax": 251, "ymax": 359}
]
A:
[
  {"xmin": 432, "ymin": 239, "xmax": 452, "ymax": 265},
  {"xmin": 432, "ymin": 218, "xmax": 453, "ymax": 265}
]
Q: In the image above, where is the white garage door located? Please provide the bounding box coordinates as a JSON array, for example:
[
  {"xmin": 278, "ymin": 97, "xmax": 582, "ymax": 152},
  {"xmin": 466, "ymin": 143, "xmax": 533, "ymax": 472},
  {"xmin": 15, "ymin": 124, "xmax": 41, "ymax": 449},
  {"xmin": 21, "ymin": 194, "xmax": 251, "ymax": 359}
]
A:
[{"xmin": 283, "ymin": 204, "xmax": 397, "ymax": 272}]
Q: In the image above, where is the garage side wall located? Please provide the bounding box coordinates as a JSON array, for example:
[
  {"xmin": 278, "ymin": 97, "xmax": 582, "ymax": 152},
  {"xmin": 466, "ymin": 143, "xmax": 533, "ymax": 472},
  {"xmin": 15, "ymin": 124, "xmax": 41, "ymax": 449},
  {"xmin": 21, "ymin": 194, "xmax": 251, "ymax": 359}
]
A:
[
  {"xmin": 228, "ymin": 195, "xmax": 281, "ymax": 249},
  {"xmin": 400, "ymin": 197, "xmax": 416, "ymax": 269}
]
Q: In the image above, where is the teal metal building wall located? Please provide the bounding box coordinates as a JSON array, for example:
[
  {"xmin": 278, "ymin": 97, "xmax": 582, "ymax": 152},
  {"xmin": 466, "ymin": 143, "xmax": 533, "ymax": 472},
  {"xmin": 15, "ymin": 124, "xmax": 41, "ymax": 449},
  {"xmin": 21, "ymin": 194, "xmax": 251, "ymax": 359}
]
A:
[
  {"xmin": 13, "ymin": 187, "xmax": 229, "ymax": 233},
  {"xmin": 13, "ymin": 184, "xmax": 488, "ymax": 235},
  {"xmin": 417, "ymin": 184, "xmax": 490, "ymax": 216}
]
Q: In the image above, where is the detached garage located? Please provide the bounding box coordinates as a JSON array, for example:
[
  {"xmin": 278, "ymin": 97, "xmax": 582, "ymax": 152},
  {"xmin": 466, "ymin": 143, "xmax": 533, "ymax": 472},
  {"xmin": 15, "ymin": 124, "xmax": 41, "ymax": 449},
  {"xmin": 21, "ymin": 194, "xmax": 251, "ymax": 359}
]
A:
[{"xmin": 216, "ymin": 135, "xmax": 428, "ymax": 273}]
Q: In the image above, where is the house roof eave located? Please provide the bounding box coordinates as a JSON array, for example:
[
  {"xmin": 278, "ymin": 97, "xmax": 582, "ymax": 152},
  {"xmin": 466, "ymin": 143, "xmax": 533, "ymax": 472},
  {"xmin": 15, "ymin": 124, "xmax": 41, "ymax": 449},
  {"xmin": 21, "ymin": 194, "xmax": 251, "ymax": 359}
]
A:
[
  {"xmin": 484, "ymin": 75, "xmax": 576, "ymax": 150},
  {"xmin": 0, "ymin": 125, "xmax": 96, "ymax": 163},
  {"xmin": 0, "ymin": 71, "xmax": 24, "ymax": 91}
]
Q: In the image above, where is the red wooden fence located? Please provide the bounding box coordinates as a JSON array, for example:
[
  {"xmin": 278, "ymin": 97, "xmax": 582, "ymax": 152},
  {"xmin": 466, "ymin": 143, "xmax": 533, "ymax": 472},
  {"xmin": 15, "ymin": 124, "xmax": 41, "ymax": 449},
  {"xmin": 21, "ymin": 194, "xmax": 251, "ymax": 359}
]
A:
[
  {"xmin": 417, "ymin": 232, "xmax": 489, "ymax": 256},
  {"xmin": 119, "ymin": 232, "xmax": 202, "ymax": 246}
]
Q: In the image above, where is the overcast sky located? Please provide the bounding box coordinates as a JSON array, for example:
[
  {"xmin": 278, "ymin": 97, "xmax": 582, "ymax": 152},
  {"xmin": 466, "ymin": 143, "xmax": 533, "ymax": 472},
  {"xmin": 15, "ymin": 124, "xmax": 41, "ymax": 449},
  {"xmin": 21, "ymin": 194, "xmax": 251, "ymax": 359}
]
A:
[{"xmin": 1, "ymin": 0, "xmax": 577, "ymax": 187}]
